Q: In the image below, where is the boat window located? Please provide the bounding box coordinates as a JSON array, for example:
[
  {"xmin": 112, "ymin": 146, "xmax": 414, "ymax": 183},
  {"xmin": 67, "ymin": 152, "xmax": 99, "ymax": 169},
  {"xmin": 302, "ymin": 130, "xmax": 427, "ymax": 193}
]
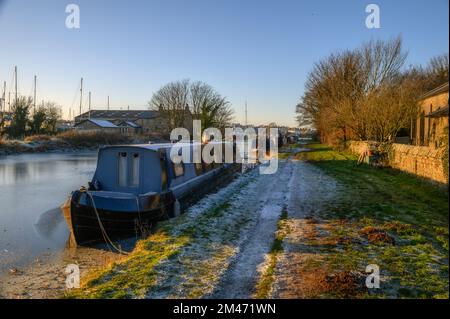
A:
[
  {"xmin": 118, "ymin": 152, "xmax": 128, "ymax": 187},
  {"xmin": 131, "ymin": 153, "xmax": 140, "ymax": 187},
  {"xmin": 159, "ymin": 151, "xmax": 168, "ymax": 190},
  {"xmin": 173, "ymin": 162, "xmax": 184, "ymax": 177}
]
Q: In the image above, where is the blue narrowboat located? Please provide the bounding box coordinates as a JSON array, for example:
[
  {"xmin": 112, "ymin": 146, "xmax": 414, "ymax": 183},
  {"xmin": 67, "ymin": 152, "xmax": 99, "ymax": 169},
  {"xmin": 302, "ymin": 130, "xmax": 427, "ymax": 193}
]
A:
[{"xmin": 62, "ymin": 142, "xmax": 239, "ymax": 246}]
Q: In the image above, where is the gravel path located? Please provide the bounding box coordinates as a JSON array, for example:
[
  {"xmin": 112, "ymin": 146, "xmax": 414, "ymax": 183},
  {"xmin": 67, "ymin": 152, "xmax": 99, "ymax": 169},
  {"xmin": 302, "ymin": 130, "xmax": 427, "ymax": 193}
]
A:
[
  {"xmin": 271, "ymin": 161, "xmax": 340, "ymax": 298},
  {"xmin": 209, "ymin": 161, "xmax": 295, "ymax": 298}
]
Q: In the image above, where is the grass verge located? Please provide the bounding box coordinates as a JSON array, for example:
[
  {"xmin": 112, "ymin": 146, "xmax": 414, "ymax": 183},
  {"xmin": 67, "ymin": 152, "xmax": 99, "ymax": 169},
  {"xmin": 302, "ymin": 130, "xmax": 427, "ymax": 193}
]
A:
[
  {"xmin": 254, "ymin": 207, "xmax": 289, "ymax": 298},
  {"xmin": 290, "ymin": 143, "xmax": 448, "ymax": 298}
]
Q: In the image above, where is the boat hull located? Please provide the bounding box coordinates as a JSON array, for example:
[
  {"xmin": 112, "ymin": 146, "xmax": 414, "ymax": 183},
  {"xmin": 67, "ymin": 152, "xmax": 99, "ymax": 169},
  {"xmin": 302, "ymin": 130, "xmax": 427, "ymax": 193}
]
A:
[
  {"xmin": 63, "ymin": 163, "xmax": 241, "ymax": 246},
  {"xmin": 65, "ymin": 191, "xmax": 171, "ymax": 246}
]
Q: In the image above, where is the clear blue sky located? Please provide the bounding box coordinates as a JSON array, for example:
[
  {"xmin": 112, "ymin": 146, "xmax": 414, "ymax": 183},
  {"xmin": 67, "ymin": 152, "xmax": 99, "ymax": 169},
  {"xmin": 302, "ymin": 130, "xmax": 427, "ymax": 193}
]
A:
[{"xmin": 0, "ymin": 0, "xmax": 448, "ymax": 126}]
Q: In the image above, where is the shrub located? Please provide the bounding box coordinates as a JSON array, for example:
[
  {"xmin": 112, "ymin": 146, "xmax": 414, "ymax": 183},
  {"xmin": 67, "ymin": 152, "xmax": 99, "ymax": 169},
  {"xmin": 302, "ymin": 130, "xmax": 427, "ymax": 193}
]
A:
[
  {"xmin": 24, "ymin": 134, "xmax": 52, "ymax": 142},
  {"xmin": 57, "ymin": 130, "xmax": 132, "ymax": 147}
]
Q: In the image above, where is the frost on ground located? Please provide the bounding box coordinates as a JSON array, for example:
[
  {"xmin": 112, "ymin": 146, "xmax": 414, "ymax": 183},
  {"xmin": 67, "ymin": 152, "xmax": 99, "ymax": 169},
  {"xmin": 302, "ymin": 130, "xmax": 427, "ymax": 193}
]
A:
[
  {"xmin": 271, "ymin": 161, "xmax": 341, "ymax": 298},
  {"xmin": 209, "ymin": 161, "xmax": 294, "ymax": 298},
  {"xmin": 146, "ymin": 160, "xmax": 293, "ymax": 298}
]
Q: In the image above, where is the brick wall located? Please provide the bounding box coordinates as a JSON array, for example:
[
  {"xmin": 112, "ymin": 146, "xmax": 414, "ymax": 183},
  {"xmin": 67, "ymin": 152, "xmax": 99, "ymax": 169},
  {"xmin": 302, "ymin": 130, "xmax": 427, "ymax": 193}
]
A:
[{"xmin": 348, "ymin": 141, "xmax": 448, "ymax": 184}]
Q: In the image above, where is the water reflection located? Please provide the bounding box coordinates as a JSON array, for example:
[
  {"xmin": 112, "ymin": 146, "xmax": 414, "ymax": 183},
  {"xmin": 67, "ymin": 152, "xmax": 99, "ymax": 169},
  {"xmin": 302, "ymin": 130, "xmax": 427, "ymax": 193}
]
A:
[{"xmin": 0, "ymin": 152, "xmax": 97, "ymax": 273}]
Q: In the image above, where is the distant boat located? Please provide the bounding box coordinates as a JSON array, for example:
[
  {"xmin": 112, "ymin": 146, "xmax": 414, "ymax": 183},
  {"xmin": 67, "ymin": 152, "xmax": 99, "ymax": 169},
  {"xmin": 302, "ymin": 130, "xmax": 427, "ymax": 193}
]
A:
[{"xmin": 62, "ymin": 142, "xmax": 240, "ymax": 246}]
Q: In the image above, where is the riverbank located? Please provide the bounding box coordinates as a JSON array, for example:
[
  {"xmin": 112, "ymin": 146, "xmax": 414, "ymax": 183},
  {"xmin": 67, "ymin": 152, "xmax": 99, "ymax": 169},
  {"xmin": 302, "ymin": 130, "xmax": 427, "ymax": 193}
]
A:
[
  {"xmin": 0, "ymin": 131, "xmax": 167, "ymax": 156},
  {"xmin": 0, "ymin": 243, "xmax": 126, "ymax": 299},
  {"xmin": 2, "ymin": 143, "xmax": 447, "ymax": 299}
]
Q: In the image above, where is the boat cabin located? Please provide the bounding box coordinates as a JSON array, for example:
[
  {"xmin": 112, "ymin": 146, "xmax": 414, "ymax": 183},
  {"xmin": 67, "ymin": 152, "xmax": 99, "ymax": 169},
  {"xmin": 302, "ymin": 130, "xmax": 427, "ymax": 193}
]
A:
[{"xmin": 90, "ymin": 143, "xmax": 228, "ymax": 197}]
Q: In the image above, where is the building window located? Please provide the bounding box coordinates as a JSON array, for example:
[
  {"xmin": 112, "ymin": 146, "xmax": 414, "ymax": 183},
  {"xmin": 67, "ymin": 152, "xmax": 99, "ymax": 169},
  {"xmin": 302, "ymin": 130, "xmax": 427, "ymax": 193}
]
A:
[
  {"xmin": 118, "ymin": 152, "xmax": 128, "ymax": 187},
  {"xmin": 131, "ymin": 153, "xmax": 140, "ymax": 187}
]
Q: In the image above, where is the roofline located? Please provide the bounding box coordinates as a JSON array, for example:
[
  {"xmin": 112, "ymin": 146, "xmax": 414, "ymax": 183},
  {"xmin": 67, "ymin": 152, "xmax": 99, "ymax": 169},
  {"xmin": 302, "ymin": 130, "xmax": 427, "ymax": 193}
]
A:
[
  {"xmin": 418, "ymin": 82, "xmax": 449, "ymax": 100},
  {"xmin": 99, "ymin": 142, "xmax": 233, "ymax": 151},
  {"xmin": 425, "ymin": 105, "xmax": 449, "ymax": 118},
  {"xmin": 74, "ymin": 118, "xmax": 119, "ymax": 128}
]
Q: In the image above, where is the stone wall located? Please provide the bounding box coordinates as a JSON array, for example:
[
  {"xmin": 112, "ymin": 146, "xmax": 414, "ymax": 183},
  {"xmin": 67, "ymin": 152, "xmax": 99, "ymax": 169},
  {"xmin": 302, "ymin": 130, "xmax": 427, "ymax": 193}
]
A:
[{"xmin": 348, "ymin": 141, "xmax": 448, "ymax": 184}]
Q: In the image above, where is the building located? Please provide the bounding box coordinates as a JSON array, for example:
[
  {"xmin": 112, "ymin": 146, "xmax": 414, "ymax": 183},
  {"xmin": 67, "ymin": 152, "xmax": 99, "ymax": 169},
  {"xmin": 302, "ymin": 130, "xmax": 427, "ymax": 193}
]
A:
[
  {"xmin": 116, "ymin": 120, "xmax": 142, "ymax": 136},
  {"xmin": 74, "ymin": 109, "xmax": 194, "ymax": 136},
  {"xmin": 74, "ymin": 119, "xmax": 121, "ymax": 133},
  {"xmin": 56, "ymin": 120, "xmax": 74, "ymax": 133},
  {"xmin": 413, "ymin": 82, "xmax": 449, "ymax": 148},
  {"xmin": 74, "ymin": 110, "xmax": 165, "ymax": 134}
]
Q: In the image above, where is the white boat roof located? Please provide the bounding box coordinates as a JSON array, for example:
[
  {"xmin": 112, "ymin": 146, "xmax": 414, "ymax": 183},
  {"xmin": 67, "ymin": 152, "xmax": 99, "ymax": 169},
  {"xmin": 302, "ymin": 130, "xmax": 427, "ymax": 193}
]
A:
[{"xmin": 101, "ymin": 142, "xmax": 231, "ymax": 152}]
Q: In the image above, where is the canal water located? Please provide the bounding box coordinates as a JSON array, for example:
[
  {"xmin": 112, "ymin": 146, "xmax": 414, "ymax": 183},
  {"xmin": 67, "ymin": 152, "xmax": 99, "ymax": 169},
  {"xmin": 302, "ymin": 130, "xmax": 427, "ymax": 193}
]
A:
[{"xmin": 0, "ymin": 152, "xmax": 98, "ymax": 274}]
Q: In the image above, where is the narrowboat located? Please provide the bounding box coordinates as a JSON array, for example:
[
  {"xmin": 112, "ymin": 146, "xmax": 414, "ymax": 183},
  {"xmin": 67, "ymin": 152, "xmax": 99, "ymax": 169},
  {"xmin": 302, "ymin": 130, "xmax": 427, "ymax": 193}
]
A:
[{"xmin": 62, "ymin": 142, "xmax": 240, "ymax": 246}]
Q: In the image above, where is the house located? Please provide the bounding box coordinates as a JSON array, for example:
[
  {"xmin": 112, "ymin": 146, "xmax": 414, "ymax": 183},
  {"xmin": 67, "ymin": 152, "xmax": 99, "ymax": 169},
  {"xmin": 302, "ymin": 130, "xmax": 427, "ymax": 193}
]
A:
[
  {"xmin": 74, "ymin": 109, "xmax": 194, "ymax": 136},
  {"xmin": 74, "ymin": 110, "xmax": 169, "ymax": 135},
  {"xmin": 56, "ymin": 120, "xmax": 74, "ymax": 133},
  {"xmin": 412, "ymin": 82, "xmax": 449, "ymax": 148},
  {"xmin": 117, "ymin": 120, "xmax": 142, "ymax": 136},
  {"xmin": 74, "ymin": 119, "xmax": 120, "ymax": 133}
]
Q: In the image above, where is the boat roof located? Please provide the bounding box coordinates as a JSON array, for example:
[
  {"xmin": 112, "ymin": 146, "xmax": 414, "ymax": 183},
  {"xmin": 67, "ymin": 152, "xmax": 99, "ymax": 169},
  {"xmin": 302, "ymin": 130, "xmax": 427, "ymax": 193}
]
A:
[{"xmin": 100, "ymin": 142, "xmax": 232, "ymax": 152}]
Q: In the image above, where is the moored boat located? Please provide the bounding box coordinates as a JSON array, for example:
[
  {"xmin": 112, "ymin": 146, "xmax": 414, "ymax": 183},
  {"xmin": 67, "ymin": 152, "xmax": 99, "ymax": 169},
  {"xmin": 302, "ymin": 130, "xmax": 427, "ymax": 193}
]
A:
[{"xmin": 62, "ymin": 142, "xmax": 240, "ymax": 246}]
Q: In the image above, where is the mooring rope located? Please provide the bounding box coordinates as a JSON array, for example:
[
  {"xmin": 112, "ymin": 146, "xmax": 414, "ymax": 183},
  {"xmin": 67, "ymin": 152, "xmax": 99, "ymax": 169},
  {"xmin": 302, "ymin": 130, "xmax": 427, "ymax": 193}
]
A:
[{"xmin": 83, "ymin": 190, "xmax": 130, "ymax": 255}]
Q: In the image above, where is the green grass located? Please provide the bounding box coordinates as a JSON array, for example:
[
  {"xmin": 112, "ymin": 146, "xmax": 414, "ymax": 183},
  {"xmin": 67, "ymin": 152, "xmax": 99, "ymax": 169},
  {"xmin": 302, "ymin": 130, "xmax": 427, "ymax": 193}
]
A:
[
  {"xmin": 254, "ymin": 207, "xmax": 289, "ymax": 299},
  {"xmin": 64, "ymin": 199, "xmax": 236, "ymax": 299},
  {"xmin": 296, "ymin": 143, "xmax": 449, "ymax": 298}
]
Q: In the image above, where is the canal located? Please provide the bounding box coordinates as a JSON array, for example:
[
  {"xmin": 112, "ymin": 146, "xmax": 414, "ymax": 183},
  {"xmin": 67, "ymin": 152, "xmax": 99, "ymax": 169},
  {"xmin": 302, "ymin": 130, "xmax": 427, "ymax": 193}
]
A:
[{"xmin": 0, "ymin": 151, "xmax": 98, "ymax": 275}]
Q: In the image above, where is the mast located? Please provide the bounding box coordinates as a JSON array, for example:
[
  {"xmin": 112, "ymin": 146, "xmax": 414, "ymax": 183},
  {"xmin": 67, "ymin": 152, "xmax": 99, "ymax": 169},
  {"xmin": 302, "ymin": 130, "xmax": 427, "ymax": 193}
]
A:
[
  {"xmin": 245, "ymin": 101, "xmax": 248, "ymax": 126},
  {"xmin": 79, "ymin": 77, "xmax": 83, "ymax": 118},
  {"xmin": 33, "ymin": 75, "xmax": 37, "ymax": 113},
  {"xmin": 14, "ymin": 66, "xmax": 17, "ymax": 107},
  {"xmin": 88, "ymin": 91, "xmax": 91, "ymax": 119},
  {"xmin": 2, "ymin": 81, "xmax": 5, "ymax": 112}
]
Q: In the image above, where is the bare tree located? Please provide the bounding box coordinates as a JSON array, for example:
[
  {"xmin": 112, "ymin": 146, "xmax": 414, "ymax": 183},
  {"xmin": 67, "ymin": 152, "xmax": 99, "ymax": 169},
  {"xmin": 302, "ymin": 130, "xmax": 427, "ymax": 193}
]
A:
[
  {"xmin": 425, "ymin": 53, "xmax": 449, "ymax": 89},
  {"xmin": 297, "ymin": 36, "xmax": 420, "ymax": 144},
  {"xmin": 149, "ymin": 80, "xmax": 233, "ymax": 132},
  {"xmin": 190, "ymin": 81, "xmax": 233, "ymax": 129},
  {"xmin": 149, "ymin": 79, "xmax": 190, "ymax": 132}
]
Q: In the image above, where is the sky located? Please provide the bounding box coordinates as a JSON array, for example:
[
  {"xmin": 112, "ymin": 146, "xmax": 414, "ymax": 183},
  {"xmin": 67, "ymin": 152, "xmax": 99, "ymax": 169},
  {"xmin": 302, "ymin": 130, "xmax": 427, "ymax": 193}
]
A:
[{"xmin": 0, "ymin": 0, "xmax": 448, "ymax": 126}]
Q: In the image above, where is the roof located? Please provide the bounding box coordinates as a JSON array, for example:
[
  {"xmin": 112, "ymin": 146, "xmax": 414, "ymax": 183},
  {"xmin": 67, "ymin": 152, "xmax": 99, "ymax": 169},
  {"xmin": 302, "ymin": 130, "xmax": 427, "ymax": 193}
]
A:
[
  {"xmin": 100, "ymin": 142, "xmax": 232, "ymax": 152},
  {"xmin": 426, "ymin": 105, "xmax": 449, "ymax": 118},
  {"xmin": 75, "ymin": 110, "xmax": 159, "ymax": 120},
  {"xmin": 75, "ymin": 119, "xmax": 119, "ymax": 128},
  {"xmin": 117, "ymin": 120, "xmax": 141, "ymax": 128},
  {"xmin": 419, "ymin": 82, "xmax": 449, "ymax": 100}
]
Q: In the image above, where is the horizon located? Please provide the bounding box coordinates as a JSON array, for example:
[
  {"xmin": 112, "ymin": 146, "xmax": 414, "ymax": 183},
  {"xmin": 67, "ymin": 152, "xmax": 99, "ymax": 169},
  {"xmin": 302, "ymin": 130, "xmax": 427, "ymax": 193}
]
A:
[{"xmin": 0, "ymin": 0, "xmax": 449, "ymax": 126}]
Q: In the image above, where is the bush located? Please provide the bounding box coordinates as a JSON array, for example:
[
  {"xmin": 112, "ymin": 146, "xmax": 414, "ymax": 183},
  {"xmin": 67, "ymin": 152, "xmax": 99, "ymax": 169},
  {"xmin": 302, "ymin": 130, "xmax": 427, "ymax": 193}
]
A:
[
  {"xmin": 24, "ymin": 134, "xmax": 52, "ymax": 142},
  {"xmin": 57, "ymin": 130, "xmax": 132, "ymax": 147}
]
